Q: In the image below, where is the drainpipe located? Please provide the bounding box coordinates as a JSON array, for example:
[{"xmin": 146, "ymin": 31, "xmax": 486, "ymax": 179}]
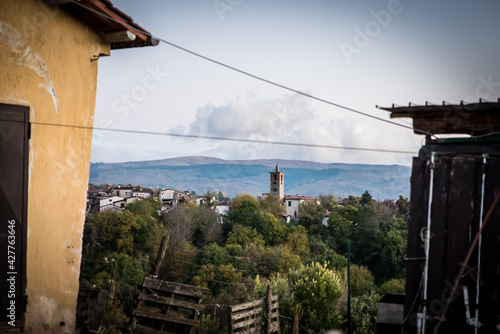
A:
[
  {"xmin": 473, "ymin": 154, "xmax": 488, "ymax": 332},
  {"xmin": 419, "ymin": 152, "xmax": 436, "ymax": 334}
]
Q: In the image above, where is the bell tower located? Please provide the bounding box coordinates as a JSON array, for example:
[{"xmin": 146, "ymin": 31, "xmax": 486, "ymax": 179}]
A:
[{"xmin": 269, "ymin": 164, "xmax": 284, "ymax": 200}]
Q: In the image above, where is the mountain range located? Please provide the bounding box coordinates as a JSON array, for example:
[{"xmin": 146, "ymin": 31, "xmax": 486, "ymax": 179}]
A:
[{"xmin": 89, "ymin": 156, "xmax": 411, "ymax": 200}]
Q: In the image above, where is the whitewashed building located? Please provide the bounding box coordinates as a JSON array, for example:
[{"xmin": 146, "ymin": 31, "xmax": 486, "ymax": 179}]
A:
[
  {"xmin": 284, "ymin": 195, "xmax": 317, "ymax": 220},
  {"xmin": 99, "ymin": 196, "xmax": 126, "ymax": 211}
]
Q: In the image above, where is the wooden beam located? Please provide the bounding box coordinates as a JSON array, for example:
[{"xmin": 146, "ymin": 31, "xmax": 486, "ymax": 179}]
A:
[
  {"xmin": 232, "ymin": 316, "xmax": 264, "ymax": 330},
  {"xmin": 412, "ymin": 112, "xmax": 500, "ymax": 135},
  {"xmin": 137, "ymin": 293, "xmax": 204, "ymax": 311},
  {"xmin": 231, "ymin": 298, "xmax": 265, "ymax": 312},
  {"xmin": 142, "ymin": 277, "xmax": 209, "ymax": 298},
  {"xmin": 87, "ymin": 0, "xmax": 149, "ymax": 42},
  {"xmin": 132, "ymin": 309, "xmax": 200, "ymax": 327},
  {"xmin": 104, "ymin": 30, "xmax": 136, "ymax": 43},
  {"xmin": 232, "ymin": 306, "xmax": 265, "ymax": 321}
]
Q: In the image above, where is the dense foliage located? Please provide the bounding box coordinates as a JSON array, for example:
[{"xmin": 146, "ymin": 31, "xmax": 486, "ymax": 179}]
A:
[{"xmin": 80, "ymin": 190, "xmax": 409, "ymax": 333}]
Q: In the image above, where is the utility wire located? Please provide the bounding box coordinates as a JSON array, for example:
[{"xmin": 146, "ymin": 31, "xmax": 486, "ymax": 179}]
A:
[
  {"xmin": 4, "ymin": 118, "xmax": 419, "ymax": 154},
  {"xmin": 68, "ymin": 0, "xmax": 431, "ymax": 136},
  {"xmin": 29, "ymin": 120, "xmax": 417, "ymax": 154}
]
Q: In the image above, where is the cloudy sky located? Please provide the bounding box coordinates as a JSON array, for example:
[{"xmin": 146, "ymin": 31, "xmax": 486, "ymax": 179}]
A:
[{"xmin": 90, "ymin": 0, "xmax": 500, "ymax": 165}]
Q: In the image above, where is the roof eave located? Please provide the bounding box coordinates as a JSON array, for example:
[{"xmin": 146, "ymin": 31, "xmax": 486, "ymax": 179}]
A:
[
  {"xmin": 377, "ymin": 100, "xmax": 500, "ymax": 135},
  {"xmin": 51, "ymin": 0, "xmax": 158, "ymax": 50}
]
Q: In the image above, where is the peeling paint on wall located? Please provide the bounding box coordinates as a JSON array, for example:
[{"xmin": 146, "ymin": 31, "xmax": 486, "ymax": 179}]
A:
[{"xmin": 0, "ymin": 21, "xmax": 59, "ymax": 114}]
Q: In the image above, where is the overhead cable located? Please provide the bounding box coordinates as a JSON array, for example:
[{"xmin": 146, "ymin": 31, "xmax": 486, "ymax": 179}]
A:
[
  {"xmin": 67, "ymin": 0, "xmax": 432, "ymax": 135},
  {"xmin": 30, "ymin": 121, "xmax": 418, "ymax": 155}
]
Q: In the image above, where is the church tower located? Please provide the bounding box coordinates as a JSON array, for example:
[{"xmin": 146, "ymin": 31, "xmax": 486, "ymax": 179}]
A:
[{"xmin": 269, "ymin": 164, "xmax": 284, "ymax": 200}]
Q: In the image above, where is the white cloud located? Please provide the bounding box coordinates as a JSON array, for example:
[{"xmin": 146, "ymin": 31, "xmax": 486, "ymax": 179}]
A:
[
  {"xmin": 91, "ymin": 92, "xmax": 421, "ymax": 165},
  {"xmin": 180, "ymin": 92, "xmax": 312, "ymax": 140},
  {"xmin": 169, "ymin": 92, "xmax": 421, "ymax": 165}
]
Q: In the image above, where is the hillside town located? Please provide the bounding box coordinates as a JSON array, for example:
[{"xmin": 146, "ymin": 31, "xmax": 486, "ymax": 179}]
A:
[
  {"xmin": 79, "ymin": 162, "xmax": 409, "ymax": 334},
  {"xmin": 86, "ymin": 165, "xmax": 325, "ymax": 223}
]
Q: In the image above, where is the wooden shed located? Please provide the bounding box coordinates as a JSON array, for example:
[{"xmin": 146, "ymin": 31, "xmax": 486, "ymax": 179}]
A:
[{"xmin": 378, "ymin": 101, "xmax": 500, "ymax": 333}]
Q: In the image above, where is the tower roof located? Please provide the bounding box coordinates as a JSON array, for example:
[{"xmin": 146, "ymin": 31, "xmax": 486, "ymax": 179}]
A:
[{"xmin": 270, "ymin": 164, "xmax": 284, "ymax": 174}]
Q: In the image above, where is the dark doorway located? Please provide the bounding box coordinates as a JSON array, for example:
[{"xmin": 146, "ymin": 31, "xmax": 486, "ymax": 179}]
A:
[{"xmin": 0, "ymin": 103, "xmax": 29, "ymax": 328}]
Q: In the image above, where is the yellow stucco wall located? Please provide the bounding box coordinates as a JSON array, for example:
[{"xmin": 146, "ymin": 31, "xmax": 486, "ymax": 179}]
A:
[{"xmin": 0, "ymin": 0, "xmax": 110, "ymax": 332}]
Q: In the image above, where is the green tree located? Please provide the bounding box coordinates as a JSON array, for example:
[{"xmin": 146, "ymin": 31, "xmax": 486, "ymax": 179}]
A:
[
  {"xmin": 197, "ymin": 243, "xmax": 231, "ymax": 267},
  {"xmin": 308, "ymin": 235, "xmax": 328, "ymax": 258},
  {"xmin": 314, "ymin": 250, "xmax": 348, "ymax": 272},
  {"xmin": 228, "ymin": 194, "xmax": 260, "ymax": 224},
  {"xmin": 342, "ymin": 195, "xmax": 361, "ymax": 207},
  {"xmin": 258, "ymin": 246, "xmax": 302, "ymax": 276},
  {"xmin": 125, "ymin": 196, "xmax": 161, "ymax": 219},
  {"xmin": 163, "ymin": 240, "xmax": 197, "ymax": 283},
  {"xmin": 112, "ymin": 253, "xmax": 146, "ymax": 314},
  {"xmin": 298, "ymin": 199, "xmax": 325, "ymax": 230},
  {"xmin": 360, "ymin": 190, "xmax": 373, "ymax": 206},
  {"xmin": 243, "ymin": 243, "xmax": 281, "ymax": 276},
  {"xmin": 82, "ymin": 211, "xmax": 139, "ymax": 261},
  {"xmin": 193, "ymin": 263, "xmax": 242, "ymax": 296},
  {"xmin": 288, "ymin": 262, "xmax": 343, "ymax": 332},
  {"xmin": 226, "ymin": 224, "xmax": 265, "ymax": 247},
  {"xmin": 354, "ymin": 201, "xmax": 396, "ymax": 276},
  {"xmin": 340, "ymin": 290, "xmax": 379, "ymax": 334},
  {"xmin": 328, "ymin": 205, "xmax": 358, "ymax": 251},
  {"xmin": 380, "ymin": 218, "xmax": 407, "ymax": 280},
  {"xmin": 269, "ymin": 274, "xmax": 295, "ymax": 331},
  {"xmin": 224, "ymin": 194, "xmax": 260, "ymax": 235},
  {"xmin": 162, "ymin": 204, "xmax": 196, "ymax": 276},
  {"xmin": 249, "ymin": 212, "xmax": 285, "ymax": 246},
  {"xmin": 195, "ymin": 242, "xmax": 255, "ymax": 279},
  {"xmin": 191, "ymin": 205, "xmax": 222, "ymax": 247},
  {"xmin": 124, "ymin": 197, "xmax": 164, "ymax": 262},
  {"xmin": 259, "ymin": 194, "xmax": 284, "ymax": 219},
  {"xmin": 274, "ymin": 246, "xmax": 302, "ymax": 274},
  {"xmin": 318, "ymin": 194, "xmax": 341, "ymax": 211},
  {"xmin": 350, "ymin": 264, "xmax": 375, "ymax": 297},
  {"xmin": 284, "ymin": 225, "xmax": 310, "ymax": 259},
  {"xmin": 193, "ymin": 243, "xmax": 248, "ymax": 296},
  {"xmin": 379, "ymin": 278, "xmax": 405, "ymax": 296},
  {"xmin": 228, "ymin": 194, "xmax": 285, "ymax": 246},
  {"xmin": 396, "ymin": 195, "xmax": 410, "ymax": 221}
]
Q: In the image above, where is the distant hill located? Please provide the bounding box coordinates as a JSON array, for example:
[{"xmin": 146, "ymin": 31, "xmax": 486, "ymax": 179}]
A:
[{"xmin": 89, "ymin": 156, "xmax": 411, "ymax": 200}]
